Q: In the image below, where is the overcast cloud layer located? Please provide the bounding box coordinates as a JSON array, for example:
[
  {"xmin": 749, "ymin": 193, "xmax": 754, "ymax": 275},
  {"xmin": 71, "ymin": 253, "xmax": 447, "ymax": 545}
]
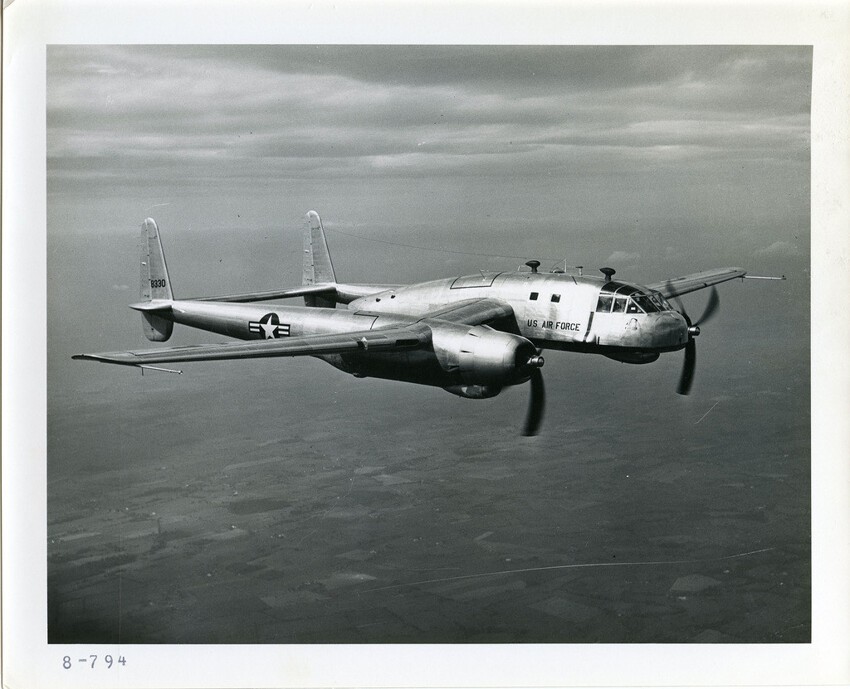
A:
[{"xmin": 47, "ymin": 45, "xmax": 810, "ymax": 280}]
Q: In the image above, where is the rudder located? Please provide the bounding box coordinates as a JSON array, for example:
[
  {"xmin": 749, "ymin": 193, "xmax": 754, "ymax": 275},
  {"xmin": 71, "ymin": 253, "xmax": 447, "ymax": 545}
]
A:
[
  {"xmin": 139, "ymin": 218, "xmax": 174, "ymax": 341},
  {"xmin": 303, "ymin": 211, "xmax": 337, "ymax": 308}
]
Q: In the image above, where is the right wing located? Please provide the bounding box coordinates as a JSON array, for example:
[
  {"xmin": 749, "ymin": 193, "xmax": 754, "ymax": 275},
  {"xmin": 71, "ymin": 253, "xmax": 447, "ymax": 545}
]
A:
[
  {"xmin": 73, "ymin": 324, "xmax": 431, "ymax": 369},
  {"xmin": 188, "ymin": 283, "xmax": 403, "ymax": 304},
  {"xmin": 191, "ymin": 284, "xmax": 336, "ymax": 303},
  {"xmin": 645, "ymin": 268, "xmax": 746, "ymax": 298}
]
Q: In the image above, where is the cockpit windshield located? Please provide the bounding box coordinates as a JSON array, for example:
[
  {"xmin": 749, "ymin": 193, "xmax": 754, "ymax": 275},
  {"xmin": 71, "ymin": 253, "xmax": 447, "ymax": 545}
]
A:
[
  {"xmin": 648, "ymin": 292, "xmax": 674, "ymax": 311},
  {"xmin": 631, "ymin": 295, "xmax": 656, "ymax": 313},
  {"xmin": 595, "ymin": 282, "xmax": 674, "ymax": 314}
]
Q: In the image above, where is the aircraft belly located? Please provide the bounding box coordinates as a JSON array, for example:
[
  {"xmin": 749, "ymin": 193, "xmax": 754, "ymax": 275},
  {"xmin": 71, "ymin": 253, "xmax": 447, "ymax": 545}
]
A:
[{"xmin": 335, "ymin": 350, "xmax": 457, "ymax": 388}]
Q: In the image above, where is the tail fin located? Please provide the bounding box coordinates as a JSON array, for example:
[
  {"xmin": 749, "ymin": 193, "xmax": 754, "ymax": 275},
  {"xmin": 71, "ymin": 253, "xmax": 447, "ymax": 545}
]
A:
[
  {"xmin": 303, "ymin": 210, "xmax": 337, "ymax": 308},
  {"xmin": 139, "ymin": 218, "xmax": 174, "ymax": 341}
]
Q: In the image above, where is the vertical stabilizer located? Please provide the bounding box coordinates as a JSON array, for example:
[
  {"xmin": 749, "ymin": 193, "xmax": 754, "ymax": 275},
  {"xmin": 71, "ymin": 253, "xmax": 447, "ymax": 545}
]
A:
[
  {"xmin": 303, "ymin": 210, "xmax": 337, "ymax": 308},
  {"xmin": 139, "ymin": 218, "xmax": 174, "ymax": 341}
]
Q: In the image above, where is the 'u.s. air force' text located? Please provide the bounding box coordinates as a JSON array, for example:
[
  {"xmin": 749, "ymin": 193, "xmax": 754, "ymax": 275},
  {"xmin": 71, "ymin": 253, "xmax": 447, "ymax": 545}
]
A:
[{"xmin": 527, "ymin": 319, "xmax": 582, "ymax": 331}]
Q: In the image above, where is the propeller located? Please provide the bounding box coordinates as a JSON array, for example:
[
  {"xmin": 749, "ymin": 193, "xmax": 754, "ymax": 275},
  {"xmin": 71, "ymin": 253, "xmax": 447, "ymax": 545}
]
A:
[
  {"xmin": 678, "ymin": 339, "xmax": 697, "ymax": 395},
  {"xmin": 522, "ymin": 356, "xmax": 546, "ymax": 436},
  {"xmin": 668, "ymin": 285, "xmax": 720, "ymax": 395}
]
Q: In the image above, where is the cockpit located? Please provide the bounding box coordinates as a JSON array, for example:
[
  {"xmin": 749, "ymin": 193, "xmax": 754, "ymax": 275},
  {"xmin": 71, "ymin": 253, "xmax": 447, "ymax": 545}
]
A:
[{"xmin": 595, "ymin": 281, "xmax": 674, "ymax": 315}]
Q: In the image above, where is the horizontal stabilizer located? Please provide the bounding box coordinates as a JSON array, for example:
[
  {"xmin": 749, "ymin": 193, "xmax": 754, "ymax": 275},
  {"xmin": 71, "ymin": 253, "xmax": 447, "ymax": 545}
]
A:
[
  {"xmin": 128, "ymin": 300, "xmax": 173, "ymax": 312},
  {"xmin": 73, "ymin": 324, "xmax": 432, "ymax": 368},
  {"xmin": 192, "ymin": 284, "xmax": 337, "ymax": 303}
]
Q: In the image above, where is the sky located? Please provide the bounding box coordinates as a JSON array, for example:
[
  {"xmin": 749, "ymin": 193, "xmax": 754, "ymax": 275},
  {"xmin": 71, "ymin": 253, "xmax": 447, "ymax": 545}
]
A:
[
  {"xmin": 44, "ymin": 44, "xmax": 812, "ymax": 403},
  {"xmin": 46, "ymin": 45, "xmax": 810, "ymax": 288}
]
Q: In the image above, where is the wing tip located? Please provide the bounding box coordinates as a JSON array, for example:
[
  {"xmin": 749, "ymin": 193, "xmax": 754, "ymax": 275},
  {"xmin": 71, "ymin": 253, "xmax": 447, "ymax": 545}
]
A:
[{"xmin": 72, "ymin": 352, "xmax": 135, "ymax": 365}]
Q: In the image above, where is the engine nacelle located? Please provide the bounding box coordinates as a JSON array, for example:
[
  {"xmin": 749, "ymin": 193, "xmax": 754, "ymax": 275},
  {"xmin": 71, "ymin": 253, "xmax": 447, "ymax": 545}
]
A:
[
  {"xmin": 433, "ymin": 324, "xmax": 542, "ymax": 387},
  {"xmin": 442, "ymin": 384, "xmax": 502, "ymax": 399}
]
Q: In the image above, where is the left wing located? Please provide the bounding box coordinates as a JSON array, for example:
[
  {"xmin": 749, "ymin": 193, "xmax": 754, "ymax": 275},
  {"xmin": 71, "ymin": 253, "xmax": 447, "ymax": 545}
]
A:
[
  {"xmin": 73, "ymin": 324, "xmax": 431, "ymax": 369},
  {"xmin": 646, "ymin": 268, "xmax": 746, "ymax": 298},
  {"xmin": 73, "ymin": 297, "xmax": 514, "ymax": 370},
  {"xmin": 418, "ymin": 298, "xmax": 515, "ymax": 326}
]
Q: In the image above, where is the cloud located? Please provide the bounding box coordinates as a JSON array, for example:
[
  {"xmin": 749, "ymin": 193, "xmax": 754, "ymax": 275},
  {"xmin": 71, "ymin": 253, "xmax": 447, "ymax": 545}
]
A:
[
  {"xmin": 46, "ymin": 45, "xmax": 811, "ymax": 263},
  {"xmin": 754, "ymin": 240, "xmax": 803, "ymax": 257},
  {"xmin": 47, "ymin": 46, "xmax": 812, "ymax": 192},
  {"xmin": 606, "ymin": 251, "xmax": 641, "ymax": 264}
]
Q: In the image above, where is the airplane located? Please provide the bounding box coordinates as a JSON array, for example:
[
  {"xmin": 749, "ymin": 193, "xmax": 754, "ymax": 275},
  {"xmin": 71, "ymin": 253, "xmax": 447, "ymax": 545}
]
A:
[{"xmin": 74, "ymin": 211, "xmax": 784, "ymax": 435}]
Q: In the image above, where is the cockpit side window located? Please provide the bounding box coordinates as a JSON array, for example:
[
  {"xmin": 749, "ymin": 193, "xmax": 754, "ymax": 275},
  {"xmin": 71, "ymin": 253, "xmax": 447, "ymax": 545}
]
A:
[
  {"xmin": 596, "ymin": 294, "xmax": 613, "ymax": 312},
  {"xmin": 612, "ymin": 296, "xmax": 627, "ymax": 313},
  {"xmin": 631, "ymin": 295, "xmax": 656, "ymax": 313},
  {"xmin": 648, "ymin": 292, "xmax": 673, "ymax": 311}
]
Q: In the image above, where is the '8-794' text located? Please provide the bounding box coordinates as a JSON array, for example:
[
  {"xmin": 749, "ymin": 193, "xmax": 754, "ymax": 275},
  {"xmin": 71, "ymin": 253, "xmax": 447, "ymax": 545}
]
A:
[{"xmin": 62, "ymin": 654, "xmax": 126, "ymax": 670}]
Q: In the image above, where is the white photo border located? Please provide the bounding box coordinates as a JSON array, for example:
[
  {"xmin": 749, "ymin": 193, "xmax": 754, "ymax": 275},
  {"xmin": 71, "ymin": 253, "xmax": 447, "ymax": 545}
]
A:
[{"xmin": 3, "ymin": 1, "xmax": 848, "ymax": 687}]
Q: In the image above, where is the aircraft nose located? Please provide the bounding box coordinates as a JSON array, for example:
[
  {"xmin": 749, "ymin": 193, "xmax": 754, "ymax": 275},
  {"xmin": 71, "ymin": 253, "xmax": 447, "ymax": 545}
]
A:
[
  {"xmin": 675, "ymin": 312, "xmax": 691, "ymax": 345},
  {"xmin": 656, "ymin": 311, "xmax": 689, "ymax": 347}
]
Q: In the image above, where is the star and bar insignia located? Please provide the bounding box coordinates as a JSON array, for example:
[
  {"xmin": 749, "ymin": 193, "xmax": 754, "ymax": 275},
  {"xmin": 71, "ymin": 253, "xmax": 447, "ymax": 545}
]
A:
[{"xmin": 248, "ymin": 313, "xmax": 291, "ymax": 339}]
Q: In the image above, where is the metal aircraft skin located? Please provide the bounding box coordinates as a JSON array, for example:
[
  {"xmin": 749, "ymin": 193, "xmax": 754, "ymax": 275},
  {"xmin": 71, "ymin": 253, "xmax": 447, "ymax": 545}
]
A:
[{"xmin": 74, "ymin": 211, "xmax": 777, "ymax": 435}]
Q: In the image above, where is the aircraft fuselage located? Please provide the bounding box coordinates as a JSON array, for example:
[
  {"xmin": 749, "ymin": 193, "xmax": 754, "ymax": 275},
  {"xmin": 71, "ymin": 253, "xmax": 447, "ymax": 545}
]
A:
[
  {"xmin": 348, "ymin": 272, "xmax": 689, "ymax": 357},
  {"xmin": 154, "ymin": 270, "xmax": 688, "ymax": 389}
]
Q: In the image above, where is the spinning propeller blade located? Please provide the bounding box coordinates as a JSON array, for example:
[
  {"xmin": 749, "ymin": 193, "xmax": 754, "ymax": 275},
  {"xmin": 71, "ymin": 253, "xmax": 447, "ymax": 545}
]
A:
[
  {"xmin": 677, "ymin": 339, "xmax": 697, "ymax": 395},
  {"xmin": 694, "ymin": 286, "xmax": 720, "ymax": 326},
  {"xmin": 522, "ymin": 367, "xmax": 546, "ymax": 436},
  {"xmin": 668, "ymin": 285, "xmax": 720, "ymax": 396}
]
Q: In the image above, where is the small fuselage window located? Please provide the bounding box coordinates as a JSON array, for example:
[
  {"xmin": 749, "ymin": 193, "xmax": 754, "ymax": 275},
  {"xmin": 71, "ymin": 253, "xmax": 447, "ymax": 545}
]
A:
[
  {"xmin": 551, "ymin": 294, "xmax": 560, "ymax": 303},
  {"xmin": 529, "ymin": 292, "xmax": 539, "ymax": 301}
]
